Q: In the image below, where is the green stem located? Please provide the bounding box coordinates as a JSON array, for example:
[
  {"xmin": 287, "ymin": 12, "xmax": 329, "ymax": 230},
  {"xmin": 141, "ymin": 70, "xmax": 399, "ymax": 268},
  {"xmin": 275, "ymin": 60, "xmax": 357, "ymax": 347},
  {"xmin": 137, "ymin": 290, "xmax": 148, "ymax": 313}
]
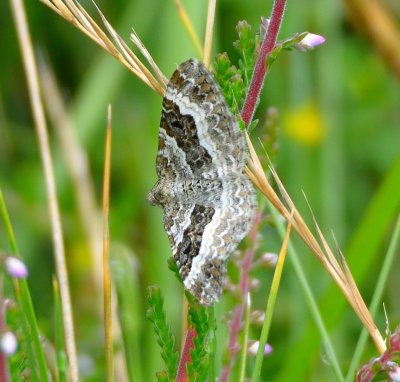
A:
[
  {"xmin": 270, "ymin": 204, "xmax": 344, "ymax": 382},
  {"xmin": 238, "ymin": 294, "xmax": 251, "ymax": 381}
]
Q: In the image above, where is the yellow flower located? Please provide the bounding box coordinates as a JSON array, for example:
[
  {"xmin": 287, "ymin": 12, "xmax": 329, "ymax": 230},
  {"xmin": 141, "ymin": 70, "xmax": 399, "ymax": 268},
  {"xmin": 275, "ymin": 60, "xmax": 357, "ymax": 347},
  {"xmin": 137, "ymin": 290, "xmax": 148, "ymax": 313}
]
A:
[{"xmin": 283, "ymin": 103, "xmax": 325, "ymax": 146}]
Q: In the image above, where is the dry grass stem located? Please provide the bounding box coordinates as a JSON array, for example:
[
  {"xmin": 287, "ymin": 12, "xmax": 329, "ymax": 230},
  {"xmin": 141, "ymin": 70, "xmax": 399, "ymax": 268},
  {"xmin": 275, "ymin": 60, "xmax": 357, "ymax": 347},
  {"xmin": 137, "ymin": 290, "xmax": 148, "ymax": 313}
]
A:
[
  {"xmin": 10, "ymin": 0, "xmax": 79, "ymax": 380},
  {"xmin": 92, "ymin": 3, "xmax": 164, "ymax": 93},
  {"xmin": 40, "ymin": 0, "xmax": 165, "ymax": 95},
  {"xmin": 345, "ymin": 0, "xmax": 400, "ymax": 80},
  {"xmin": 102, "ymin": 106, "xmax": 114, "ymax": 381},
  {"xmin": 173, "ymin": 0, "xmax": 204, "ymax": 58},
  {"xmin": 39, "ymin": 57, "xmax": 103, "ymax": 293},
  {"xmin": 130, "ymin": 29, "xmax": 168, "ymax": 86},
  {"xmin": 339, "ymin": 250, "xmax": 385, "ymax": 352},
  {"xmin": 246, "ymin": 135, "xmax": 386, "ymax": 353},
  {"xmin": 203, "ymin": 0, "xmax": 216, "ymax": 68},
  {"xmin": 39, "ymin": 60, "xmax": 128, "ymax": 381}
]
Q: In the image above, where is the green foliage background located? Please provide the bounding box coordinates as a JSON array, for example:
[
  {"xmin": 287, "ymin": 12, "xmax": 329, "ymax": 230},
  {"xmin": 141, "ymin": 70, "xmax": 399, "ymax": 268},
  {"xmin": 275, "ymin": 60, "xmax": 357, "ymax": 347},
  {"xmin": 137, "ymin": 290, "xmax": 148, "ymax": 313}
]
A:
[{"xmin": 0, "ymin": 0, "xmax": 399, "ymax": 380}]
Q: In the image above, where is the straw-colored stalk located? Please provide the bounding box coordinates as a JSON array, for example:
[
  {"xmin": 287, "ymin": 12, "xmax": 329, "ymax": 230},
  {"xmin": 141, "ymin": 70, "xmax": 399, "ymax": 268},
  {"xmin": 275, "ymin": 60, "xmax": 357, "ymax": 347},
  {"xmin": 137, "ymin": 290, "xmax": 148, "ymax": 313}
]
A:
[
  {"xmin": 245, "ymin": 133, "xmax": 386, "ymax": 353},
  {"xmin": 40, "ymin": 0, "xmax": 166, "ymax": 95},
  {"xmin": 10, "ymin": 0, "xmax": 79, "ymax": 380},
  {"xmin": 102, "ymin": 106, "xmax": 114, "ymax": 381}
]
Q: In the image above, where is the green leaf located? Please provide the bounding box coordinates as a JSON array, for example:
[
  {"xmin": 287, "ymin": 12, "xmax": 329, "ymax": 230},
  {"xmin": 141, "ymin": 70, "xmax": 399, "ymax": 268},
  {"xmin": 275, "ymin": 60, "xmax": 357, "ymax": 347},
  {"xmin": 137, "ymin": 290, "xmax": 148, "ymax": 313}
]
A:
[
  {"xmin": 186, "ymin": 303, "xmax": 211, "ymax": 382},
  {"xmin": 247, "ymin": 119, "xmax": 259, "ymax": 134},
  {"xmin": 167, "ymin": 257, "xmax": 182, "ymax": 284},
  {"xmin": 146, "ymin": 286, "xmax": 179, "ymax": 380},
  {"xmin": 156, "ymin": 370, "xmax": 170, "ymax": 382},
  {"xmin": 214, "ymin": 52, "xmax": 246, "ymax": 116},
  {"xmin": 233, "ymin": 20, "xmax": 256, "ymax": 86}
]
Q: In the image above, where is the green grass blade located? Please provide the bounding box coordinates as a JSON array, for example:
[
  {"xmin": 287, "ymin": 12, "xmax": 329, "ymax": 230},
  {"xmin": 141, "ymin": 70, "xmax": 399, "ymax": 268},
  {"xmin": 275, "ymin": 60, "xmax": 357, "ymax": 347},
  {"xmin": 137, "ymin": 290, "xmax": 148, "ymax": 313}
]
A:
[
  {"xmin": 275, "ymin": 154, "xmax": 400, "ymax": 381},
  {"xmin": 17, "ymin": 282, "xmax": 50, "ymax": 381},
  {"xmin": 251, "ymin": 214, "xmax": 292, "ymax": 382},
  {"xmin": 13, "ymin": 282, "xmax": 40, "ymax": 382},
  {"xmin": 0, "ymin": 189, "xmax": 18, "ymax": 253},
  {"xmin": 345, "ymin": 212, "xmax": 400, "ymax": 381},
  {"xmin": 0, "ymin": 188, "xmax": 49, "ymax": 381},
  {"xmin": 270, "ymin": 204, "xmax": 344, "ymax": 382},
  {"xmin": 238, "ymin": 294, "xmax": 250, "ymax": 381},
  {"xmin": 110, "ymin": 246, "xmax": 144, "ymax": 382},
  {"xmin": 13, "ymin": 279, "xmax": 50, "ymax": 382}
]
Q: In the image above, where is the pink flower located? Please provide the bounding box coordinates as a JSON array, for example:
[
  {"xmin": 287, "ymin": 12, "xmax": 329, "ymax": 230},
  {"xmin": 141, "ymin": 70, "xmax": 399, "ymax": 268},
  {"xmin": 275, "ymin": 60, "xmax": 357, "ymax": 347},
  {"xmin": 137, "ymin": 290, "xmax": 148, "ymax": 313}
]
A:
[
  {"xmin": 297, "ymin": 33, "xmax": 326, "ymax": 51},
  {"xmin": 259, "ymin": 252, "xmax": 278, "ymax": 267},
  {"xmin": 5, "ymin": 257, "xmax": 28, "ymax": 279},
  {"xmin": 247, "ymin": 341, "xmax": 273, "ymax": 356},
  {"xmin": 0, "ymin": 332, "xmax": 18, "ymax": 355},
  {"xmin": 357, "ymin": 326, "xmax": 400, "ymax": 381},
  {"xmin": 388, "ymin": 363, "xmax": 400, "ymax": 382}
]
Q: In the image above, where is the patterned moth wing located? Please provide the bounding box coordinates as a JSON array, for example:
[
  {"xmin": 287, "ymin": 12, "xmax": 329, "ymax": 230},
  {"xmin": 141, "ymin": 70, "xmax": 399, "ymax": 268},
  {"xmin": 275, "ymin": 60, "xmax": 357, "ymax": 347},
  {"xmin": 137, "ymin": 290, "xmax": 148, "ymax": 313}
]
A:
[{"xmin": 147, "ymin": 59, "xmax": 256, "ymax": 305}]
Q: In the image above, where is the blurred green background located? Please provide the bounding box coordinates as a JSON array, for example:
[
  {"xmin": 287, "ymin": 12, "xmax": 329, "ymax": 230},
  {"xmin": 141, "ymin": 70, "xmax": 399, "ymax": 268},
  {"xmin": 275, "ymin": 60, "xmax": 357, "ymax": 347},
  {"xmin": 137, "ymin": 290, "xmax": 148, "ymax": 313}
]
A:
[{"xmin": 1, "ymin": 0, "xmax": 399, "ymax": 380}]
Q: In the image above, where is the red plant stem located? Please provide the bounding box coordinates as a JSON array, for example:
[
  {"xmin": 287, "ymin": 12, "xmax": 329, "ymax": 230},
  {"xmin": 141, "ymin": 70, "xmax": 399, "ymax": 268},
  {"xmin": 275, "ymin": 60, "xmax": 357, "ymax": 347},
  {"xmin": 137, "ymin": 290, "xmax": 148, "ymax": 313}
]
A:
[
  {"xmin": 220, "ymin": 2, "xmax": 287, "ymax": 379},
  {"xmin": 219, "ymin": 213, "xmax": 261, "ymax": 382},
  {"xmin": 176, "ymin": 327, "xmax": 197, "ymax": 382},
  {"xmin": 241, "ymin": 0, "xmax": 287, "ymax": 127},
  {"xmin": 219, "ymin": 305, "xmax": 242, "ymax": 382}
]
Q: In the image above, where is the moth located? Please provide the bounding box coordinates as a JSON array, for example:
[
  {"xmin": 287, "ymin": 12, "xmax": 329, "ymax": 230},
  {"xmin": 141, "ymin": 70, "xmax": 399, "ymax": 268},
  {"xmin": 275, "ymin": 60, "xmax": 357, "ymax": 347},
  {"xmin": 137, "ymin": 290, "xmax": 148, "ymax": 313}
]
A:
[{"xmin": 147, "ymin": 59, "xmax": 256, "ymax": 305}]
